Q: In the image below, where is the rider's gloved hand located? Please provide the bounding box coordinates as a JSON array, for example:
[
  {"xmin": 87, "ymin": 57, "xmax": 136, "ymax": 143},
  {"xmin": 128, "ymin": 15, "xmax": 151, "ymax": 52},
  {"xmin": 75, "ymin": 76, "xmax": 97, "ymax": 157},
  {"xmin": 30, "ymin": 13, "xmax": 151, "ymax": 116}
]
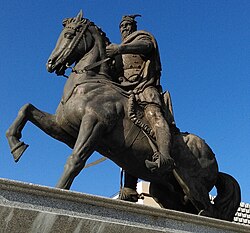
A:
[{"xmin": 106, "ymin": 43, "xmax": 119, "ymax": 57}]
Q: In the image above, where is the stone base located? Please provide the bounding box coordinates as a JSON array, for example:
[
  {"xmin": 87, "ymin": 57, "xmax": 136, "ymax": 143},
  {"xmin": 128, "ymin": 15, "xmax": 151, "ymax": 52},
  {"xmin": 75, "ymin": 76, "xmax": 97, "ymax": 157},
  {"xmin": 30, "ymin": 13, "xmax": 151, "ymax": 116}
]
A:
[{"xmin": 0, "ymin": 178, "xmax": 249, "ymax": 233}]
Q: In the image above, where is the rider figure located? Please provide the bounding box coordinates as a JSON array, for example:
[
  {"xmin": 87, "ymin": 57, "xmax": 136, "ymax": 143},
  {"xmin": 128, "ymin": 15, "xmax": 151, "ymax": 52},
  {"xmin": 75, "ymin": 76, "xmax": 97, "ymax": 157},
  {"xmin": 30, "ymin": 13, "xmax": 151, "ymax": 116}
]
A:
[{"xmin": 106, "ymin": 15, "xmax": 174, "ymax": 173}]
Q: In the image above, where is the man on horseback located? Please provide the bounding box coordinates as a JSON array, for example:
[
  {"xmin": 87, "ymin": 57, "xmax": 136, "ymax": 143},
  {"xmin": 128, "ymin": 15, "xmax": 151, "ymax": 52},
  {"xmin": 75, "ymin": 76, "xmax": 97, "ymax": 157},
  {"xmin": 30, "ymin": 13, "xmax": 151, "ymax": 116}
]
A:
[
  {"xmin": 106, "ymin": 15, "xmax": 174, "ymax": 173},
  {"xmin": 6, "ymin": 11, "xmax": 240, "ymax": 220}
]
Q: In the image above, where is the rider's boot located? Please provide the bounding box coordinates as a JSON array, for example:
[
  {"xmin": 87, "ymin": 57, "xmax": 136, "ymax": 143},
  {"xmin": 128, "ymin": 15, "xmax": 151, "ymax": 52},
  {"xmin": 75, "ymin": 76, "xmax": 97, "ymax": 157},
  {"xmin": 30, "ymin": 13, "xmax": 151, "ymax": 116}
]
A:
[
  {"xmin": 145, "ymin": 126, "xmax": 175, "ymax": 173},
  {"xmin": 145, "ymin": 152, "xmax": 174, "ymax": 174}
]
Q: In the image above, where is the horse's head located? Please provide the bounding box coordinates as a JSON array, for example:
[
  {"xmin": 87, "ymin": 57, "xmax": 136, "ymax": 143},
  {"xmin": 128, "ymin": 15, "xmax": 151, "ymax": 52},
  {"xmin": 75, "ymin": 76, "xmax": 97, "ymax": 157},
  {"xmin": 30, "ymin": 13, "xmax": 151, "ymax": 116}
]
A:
[{"xmin": 46, "ymin": 10, "xmax": 95, "ymax": 76}]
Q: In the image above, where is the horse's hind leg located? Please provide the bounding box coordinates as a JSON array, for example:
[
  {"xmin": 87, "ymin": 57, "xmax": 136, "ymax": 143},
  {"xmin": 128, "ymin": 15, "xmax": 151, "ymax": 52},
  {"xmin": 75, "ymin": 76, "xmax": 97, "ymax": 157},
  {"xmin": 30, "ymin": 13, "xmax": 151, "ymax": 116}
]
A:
[
  {"xmin": 56, "ymin": 114, "xmax": 104, "ymax": 190},
  {"xmin": 6, "ymin": 103, "xmax": 75, "ymax": 162},
  {"xmin": 149, "ymin": 182, "xmax": 187, "ymax": 211},
  {"xmin": 119, "ymin": 172, "xmax": 139, "ymax": 202}
]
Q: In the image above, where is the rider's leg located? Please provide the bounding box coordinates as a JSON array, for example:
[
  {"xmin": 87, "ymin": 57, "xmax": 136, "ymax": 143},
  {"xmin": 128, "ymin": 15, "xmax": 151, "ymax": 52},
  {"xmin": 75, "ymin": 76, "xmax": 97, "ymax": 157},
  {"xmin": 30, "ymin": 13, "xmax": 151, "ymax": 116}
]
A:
[
  {"xmin": 139, "ymin": 87, "xmax": 174, "ymax": 172},
  {"xmin": 144, "ymin": 104, "xmax": 174, "ymax": 172}
]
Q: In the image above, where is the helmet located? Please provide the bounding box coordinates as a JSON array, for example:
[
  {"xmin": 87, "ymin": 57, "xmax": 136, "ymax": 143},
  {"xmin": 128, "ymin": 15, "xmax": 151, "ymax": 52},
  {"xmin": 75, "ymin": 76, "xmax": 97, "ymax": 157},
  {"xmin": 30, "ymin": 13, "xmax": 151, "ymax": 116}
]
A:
[{"xmin": 119, "ymin": 14, "xmax": 141, "ymax": 29}]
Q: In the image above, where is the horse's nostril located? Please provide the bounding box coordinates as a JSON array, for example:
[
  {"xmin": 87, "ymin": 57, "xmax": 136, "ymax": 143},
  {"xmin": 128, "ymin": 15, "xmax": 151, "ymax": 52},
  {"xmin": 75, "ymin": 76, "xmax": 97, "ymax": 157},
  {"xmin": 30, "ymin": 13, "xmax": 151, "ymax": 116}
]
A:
[{"xmin": 46, "ymin": 60, "xmax": 54, "ymax": 72}]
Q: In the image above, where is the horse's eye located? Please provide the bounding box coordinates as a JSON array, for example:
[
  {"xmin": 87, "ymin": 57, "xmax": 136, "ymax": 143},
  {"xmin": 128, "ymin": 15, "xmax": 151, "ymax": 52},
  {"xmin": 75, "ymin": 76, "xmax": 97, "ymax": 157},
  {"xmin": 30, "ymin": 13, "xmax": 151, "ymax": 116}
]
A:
[{"xmin": 64, "ymin": 32, "xmax": 75, "ymax": 39}]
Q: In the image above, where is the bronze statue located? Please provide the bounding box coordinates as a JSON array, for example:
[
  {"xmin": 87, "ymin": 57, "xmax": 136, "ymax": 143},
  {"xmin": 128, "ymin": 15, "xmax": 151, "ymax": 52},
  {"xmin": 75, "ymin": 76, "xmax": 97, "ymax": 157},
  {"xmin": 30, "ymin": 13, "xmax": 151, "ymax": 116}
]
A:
[
  {"xmin": 106, "ymin": 15, "xmax": 174, "ymax": 173},
  {"xmin": 6, "ymin": 11, "xmax": 241, "ymax": 221}
]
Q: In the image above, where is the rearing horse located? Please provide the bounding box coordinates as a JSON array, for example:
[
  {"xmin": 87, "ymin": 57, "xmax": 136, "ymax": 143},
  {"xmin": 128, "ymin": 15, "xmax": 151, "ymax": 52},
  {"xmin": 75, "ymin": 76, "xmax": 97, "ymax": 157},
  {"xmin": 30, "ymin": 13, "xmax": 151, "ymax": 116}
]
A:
[{"xmin": 6, "ymin": 11, "xmax": 240, "ymax": 221}]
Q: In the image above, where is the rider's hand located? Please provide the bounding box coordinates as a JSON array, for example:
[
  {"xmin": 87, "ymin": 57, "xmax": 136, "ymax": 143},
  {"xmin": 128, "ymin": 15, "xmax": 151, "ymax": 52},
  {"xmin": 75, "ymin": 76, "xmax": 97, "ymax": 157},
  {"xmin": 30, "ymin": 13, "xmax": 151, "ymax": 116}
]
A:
[{"xmin": 106, "ymin": 44, "xmax": 119, "ymax": 57}]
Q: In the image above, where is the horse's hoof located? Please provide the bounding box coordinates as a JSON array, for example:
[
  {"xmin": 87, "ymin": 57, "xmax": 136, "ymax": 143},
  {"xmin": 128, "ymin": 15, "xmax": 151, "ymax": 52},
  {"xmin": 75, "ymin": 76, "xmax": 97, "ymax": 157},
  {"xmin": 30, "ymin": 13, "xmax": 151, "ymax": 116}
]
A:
[
  {"xmin": 11, "ymin": 142, "xmax": 29, "ymax": 162},
  {"xmin": 118, "ymin": 187, "xmax": 139, "ymax": 202}
]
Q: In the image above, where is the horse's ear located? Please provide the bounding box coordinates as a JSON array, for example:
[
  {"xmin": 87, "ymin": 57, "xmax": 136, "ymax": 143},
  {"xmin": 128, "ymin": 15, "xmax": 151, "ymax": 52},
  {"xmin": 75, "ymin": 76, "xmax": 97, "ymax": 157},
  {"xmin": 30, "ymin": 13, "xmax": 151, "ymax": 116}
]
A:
[
  {"xmin": 62, "ymin": 18, "xmax": 70, "ymax": 27},
  {"xmin": 75, "ymin": 10, "xmax": 83, "ymax": 22}
]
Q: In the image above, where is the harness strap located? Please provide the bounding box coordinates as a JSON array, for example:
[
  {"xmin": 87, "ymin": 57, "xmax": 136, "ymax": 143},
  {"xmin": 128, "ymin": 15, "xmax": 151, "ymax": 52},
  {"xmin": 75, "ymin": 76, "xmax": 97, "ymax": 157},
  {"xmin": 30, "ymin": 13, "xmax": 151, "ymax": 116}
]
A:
[
  {"xmin": 124, "ymin": 121, "xmax": 141, "ymax": 149},
  {"xmin": 63, "ymin": 20, "xmax": 91, "ymax": 64}
]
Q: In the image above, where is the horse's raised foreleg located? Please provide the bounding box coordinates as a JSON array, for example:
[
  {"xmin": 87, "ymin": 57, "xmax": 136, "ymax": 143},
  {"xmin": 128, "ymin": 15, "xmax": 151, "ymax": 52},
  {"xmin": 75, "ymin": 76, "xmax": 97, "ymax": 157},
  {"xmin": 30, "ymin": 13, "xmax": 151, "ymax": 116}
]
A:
[
  {"xmin": 56, "ymin": 114, "xmax": 104, "ymax": 189},
  {"xmin": 6, "ymin": 103, "xmax": 75, "ymax": 162}
]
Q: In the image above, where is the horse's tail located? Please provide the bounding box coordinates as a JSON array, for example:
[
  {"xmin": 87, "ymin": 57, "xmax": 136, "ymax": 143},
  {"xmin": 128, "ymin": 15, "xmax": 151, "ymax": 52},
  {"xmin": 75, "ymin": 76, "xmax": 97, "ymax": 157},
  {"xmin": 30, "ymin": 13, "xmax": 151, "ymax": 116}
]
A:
[{"xmin": 213, "ymin": 172, "xmax": 241, "ymax": 221}]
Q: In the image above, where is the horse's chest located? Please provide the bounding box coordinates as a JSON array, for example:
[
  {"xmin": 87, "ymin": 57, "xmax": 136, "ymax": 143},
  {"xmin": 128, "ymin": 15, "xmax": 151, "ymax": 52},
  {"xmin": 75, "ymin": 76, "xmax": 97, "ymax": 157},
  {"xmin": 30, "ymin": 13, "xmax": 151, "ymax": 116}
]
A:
[
  {"xmin": 71, "ymin": 84, "xmax": 106, "ymax": 102},
  {"xmin": 72, "ymin": 85, "xmax": 88, "ymax": 96},
  {"xmin": 63, "ymin": 86, "xmax": 120, "ymax": 124}
]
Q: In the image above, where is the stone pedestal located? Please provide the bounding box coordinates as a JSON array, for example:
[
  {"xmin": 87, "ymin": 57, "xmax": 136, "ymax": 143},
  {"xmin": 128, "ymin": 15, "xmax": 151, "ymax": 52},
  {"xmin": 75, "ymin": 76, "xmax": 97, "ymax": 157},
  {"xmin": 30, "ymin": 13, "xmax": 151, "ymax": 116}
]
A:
[{"xmin": 0, "ymin": 178, "xmax": 249, "ymax": 233}]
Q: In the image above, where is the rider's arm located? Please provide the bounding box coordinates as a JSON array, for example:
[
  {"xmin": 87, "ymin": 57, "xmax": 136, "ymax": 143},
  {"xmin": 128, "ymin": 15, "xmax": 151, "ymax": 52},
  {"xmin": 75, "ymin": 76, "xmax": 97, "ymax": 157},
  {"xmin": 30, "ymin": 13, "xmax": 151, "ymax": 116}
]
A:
[
  {"xmin": 106, "ymin": 36, "xmax": 153, "ymax": 58},
  {"xmin": 118, "ymin": 38, "xmax": 153, "ymax": 55}
]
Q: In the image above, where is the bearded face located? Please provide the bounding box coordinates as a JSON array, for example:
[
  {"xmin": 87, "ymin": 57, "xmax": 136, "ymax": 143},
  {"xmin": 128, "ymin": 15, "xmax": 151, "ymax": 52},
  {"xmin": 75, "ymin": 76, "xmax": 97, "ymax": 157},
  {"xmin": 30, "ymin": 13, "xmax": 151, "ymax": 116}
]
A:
[{"xmin": 120, "ymin": 20, "xmax": 135, "ymax": 40}]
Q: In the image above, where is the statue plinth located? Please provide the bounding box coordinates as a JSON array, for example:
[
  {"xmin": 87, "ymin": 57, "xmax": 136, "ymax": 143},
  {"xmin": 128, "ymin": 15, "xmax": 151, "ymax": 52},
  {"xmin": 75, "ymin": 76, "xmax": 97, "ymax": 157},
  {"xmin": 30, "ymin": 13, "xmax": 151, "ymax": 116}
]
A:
[{"xmin": 0, "ymin": 179, "xmax": 248, "ymax": 233}]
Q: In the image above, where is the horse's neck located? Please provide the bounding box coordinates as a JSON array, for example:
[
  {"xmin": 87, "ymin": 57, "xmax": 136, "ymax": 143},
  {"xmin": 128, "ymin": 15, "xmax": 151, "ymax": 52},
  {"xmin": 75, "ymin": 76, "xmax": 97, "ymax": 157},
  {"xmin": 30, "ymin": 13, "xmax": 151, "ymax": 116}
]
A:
[
  {"xmin": 74, "ymin": 27, "xmax": 108, "ymax": 75},
  {"xmin": 74, "ymin": 45, "xmax": 99, "ymax": 71}
]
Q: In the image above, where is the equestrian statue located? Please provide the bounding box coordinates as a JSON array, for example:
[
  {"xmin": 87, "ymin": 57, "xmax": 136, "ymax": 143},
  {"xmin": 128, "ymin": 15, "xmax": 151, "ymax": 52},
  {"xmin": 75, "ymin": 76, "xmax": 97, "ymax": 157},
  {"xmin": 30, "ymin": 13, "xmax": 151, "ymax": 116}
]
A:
[{"xmin": 6, "ymin": 11, "xmax": 240, "ymax": 221}]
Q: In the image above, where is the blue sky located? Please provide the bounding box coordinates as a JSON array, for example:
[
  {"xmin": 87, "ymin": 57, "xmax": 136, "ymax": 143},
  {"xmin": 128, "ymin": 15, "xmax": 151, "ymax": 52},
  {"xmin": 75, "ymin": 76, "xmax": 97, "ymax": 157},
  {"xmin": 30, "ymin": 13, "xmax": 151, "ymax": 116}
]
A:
[{"xmin": 1, "ymin": 1, "xmax": 249, "ymax": 203}]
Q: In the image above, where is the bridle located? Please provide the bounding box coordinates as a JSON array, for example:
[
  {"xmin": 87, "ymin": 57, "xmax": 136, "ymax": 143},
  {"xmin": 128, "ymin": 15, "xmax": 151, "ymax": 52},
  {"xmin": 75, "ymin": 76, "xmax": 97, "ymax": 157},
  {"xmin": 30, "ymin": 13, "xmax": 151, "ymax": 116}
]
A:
[
  {"xmin": 62, "ymin": 18, "xmax": 110, "ymax": 77},
  {"xmin": 61, "ymin": 19, "xmax": 91, "ymax": 71}
]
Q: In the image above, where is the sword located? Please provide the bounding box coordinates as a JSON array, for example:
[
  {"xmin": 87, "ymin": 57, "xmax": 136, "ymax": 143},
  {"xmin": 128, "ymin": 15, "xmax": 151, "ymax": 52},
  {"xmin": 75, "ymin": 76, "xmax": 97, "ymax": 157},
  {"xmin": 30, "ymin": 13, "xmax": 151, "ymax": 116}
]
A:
[
  {"xmin": 145, "ymin": 134, "xmax": 202, "ymax": 209},
  {"xmin": 84, "ymin": 57, "xmax": 111, "ymax": 71}
]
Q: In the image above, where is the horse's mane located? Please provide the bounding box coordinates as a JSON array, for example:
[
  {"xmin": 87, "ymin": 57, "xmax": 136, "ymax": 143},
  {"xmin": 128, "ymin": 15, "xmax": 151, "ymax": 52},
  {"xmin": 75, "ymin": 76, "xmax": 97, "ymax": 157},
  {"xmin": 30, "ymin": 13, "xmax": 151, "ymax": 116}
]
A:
[
  {"xmin": 90, "ymin": 21, "xmax": 111, "ymax": 46},
  {"xmin": 63, "ymin": 17, "xmax": 111, "ymax": 45}
]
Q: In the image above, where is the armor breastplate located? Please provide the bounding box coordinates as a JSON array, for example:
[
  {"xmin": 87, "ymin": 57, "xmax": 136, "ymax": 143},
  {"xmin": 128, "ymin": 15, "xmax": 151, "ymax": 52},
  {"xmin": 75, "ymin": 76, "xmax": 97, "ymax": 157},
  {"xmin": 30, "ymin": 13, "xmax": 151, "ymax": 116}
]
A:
[{"xmin": 122, "ymin": 54, "xmax": 145, "ymax": 82}]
